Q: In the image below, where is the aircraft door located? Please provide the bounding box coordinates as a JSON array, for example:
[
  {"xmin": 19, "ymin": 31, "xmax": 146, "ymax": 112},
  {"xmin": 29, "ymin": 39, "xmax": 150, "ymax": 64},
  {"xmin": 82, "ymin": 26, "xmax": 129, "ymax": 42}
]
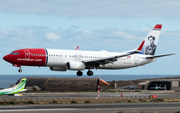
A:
[
  {"xmin": 134, "ymin": 55, "xmax": 138, "ymax": 65},
  {"xmin": 25, "ymin": 50, "xmax": 30, "ymax": 59}
]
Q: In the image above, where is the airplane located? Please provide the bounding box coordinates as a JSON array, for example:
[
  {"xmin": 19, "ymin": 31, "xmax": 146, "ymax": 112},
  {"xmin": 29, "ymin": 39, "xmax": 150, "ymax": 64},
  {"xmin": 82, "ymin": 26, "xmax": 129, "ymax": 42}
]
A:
[
  {"xmin": 0, "ymin": 78, "xmax": 27, "ymax": 95},
  {"xmin": 3, "ymin": 24, "xmax": 174, "ymax": 76},
  {"xmin": 123, "ymin": 85, "xmax": 139, "ymax": 90},
  {"xmin": 150, "ymin": 84, "xmax": 164, "ymax": 90}
]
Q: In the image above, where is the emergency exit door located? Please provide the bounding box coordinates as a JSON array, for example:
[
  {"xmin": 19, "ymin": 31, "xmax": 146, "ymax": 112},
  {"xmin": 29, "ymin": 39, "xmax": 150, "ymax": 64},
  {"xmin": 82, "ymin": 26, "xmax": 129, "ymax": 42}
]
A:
[{"xmin": 134, "ymin": 55, "xmax": 138, "ymax": 65}]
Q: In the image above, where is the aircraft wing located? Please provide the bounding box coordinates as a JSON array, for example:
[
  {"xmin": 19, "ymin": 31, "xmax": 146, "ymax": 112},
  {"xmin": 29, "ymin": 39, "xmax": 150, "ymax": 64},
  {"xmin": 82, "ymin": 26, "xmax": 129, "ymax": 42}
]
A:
[{"xmin": 84, "ymin": 41, "xmax": 145, "ymax": 68}]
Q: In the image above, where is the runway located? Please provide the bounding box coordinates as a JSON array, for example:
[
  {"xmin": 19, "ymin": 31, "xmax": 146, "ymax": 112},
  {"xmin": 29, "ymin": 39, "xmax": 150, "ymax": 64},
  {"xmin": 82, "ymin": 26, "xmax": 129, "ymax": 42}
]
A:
[
  {"xmin": 0, "ymin": 91, "xmax": 179, "ymax": 100},
  {"xmin": 0, "ymin": 102, "xmax": 180, "ymax": 113}
]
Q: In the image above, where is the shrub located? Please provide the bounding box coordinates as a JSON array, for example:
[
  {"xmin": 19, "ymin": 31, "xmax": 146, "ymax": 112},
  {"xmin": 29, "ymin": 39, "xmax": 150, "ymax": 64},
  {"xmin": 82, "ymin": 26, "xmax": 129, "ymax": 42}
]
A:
[
  {"xmin": 51, "ymin": 100, "xmax": 58, "ymax": 104},
  {"xmin": 71, "ymin": 100, "xmax": 77, "ymax": 104},
  {"xmin": 0, "ymin": 102, "xmax": 4, "ymax": 105},
  {"xmin": 85, "ymin": 100, "xmax": 91, "ymax": 103},
  {"xmin": 27, "ymin": 100, "xmax": 34, "ymax": 104},
  {"xmin": 150, "ymin": 98, "xmax": 164, "ymax": 102},
  {"xmin": 2, "ymin": 101, "xmax": 9, "ymax": 105},
  {"xmin": 10, "ymin": 100, "xmax": 16, "ymax": 105},
  {"xmin": 19, "ymin": 101, "xmax": 26, "ymax": 104},
  {"xmin": 139, "ymin": 99, "xmax": 147, "ymax": 102},
  {"xmin": 127, "ymin": 100, "xmax": 131, "ymax": 102}
]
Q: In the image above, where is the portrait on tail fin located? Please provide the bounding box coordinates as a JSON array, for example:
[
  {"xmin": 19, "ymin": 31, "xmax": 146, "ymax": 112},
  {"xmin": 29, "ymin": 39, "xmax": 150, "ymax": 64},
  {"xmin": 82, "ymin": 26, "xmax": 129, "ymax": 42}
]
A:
[{"xmin": 145, "ymin": 36, "xmax": 157, "ymax": 55}]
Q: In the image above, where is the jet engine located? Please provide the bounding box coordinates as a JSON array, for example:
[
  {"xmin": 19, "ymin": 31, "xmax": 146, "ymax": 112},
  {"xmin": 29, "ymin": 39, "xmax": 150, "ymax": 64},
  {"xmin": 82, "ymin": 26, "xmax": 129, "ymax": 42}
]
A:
[
  {"xmin": 50, "ymin": 67, "xmax": 67, "ymax": 71},
  {"xmin": 67, "ymin": 61, "xmax": 85, "ymax": 70}
]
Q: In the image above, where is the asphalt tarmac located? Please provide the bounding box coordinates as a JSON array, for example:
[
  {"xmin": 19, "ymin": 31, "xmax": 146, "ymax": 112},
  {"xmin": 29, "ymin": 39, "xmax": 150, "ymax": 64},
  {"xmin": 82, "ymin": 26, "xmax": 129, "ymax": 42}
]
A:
[
  {"xmin": 0, "ymin": 102, "xmax": 180, "ymax": 113},
  {"xmin": 0, "ymin": 91, "xmax": 179, "ymax": 99}
]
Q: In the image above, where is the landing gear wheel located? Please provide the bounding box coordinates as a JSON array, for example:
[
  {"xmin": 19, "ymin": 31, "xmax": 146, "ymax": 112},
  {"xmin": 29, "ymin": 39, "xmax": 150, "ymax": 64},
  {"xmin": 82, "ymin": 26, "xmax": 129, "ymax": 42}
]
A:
[
  {"xmin": 18, "ymin": 69, "xmax": 22, "ymax": 73},
  {"xmin": 87, "ymin": 71, "xmax": 93, "ymax": 76},
  {"xmin": 77, "ymin": 71, "xmax": 83, "ymax": 76}
]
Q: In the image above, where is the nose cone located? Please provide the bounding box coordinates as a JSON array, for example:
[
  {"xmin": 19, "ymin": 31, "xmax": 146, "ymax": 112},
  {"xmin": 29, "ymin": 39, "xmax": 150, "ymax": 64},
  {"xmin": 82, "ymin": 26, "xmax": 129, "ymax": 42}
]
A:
[
  {"xmin": 3, "ymin": 55, "xmax": 11, "ymax": 63},
  {"xmin": 3, "ymin": 55, "xmax": 8, "ymax": 61}
]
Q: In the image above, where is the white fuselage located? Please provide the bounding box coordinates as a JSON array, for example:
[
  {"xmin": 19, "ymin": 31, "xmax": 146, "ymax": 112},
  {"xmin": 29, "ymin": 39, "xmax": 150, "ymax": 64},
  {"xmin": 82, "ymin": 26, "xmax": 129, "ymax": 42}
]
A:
[{"xmin": 46, "ymin": 49, "xmax": 155, "ymax": 69}]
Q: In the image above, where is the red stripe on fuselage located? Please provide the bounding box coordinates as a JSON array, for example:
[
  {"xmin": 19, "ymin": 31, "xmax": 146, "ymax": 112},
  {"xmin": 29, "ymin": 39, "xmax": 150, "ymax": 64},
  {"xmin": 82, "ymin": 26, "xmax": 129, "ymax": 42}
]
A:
[{"xmin": 7, "ymin": 48, "xmax": 47, "ymax": 66}]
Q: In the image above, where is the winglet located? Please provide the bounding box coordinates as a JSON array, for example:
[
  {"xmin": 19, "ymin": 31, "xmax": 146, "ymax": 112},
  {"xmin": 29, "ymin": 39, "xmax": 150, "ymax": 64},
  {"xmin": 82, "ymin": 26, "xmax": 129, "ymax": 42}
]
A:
[
  {"xmin": 136, "ymin": 40, "xmax": 145, "ymax": 52},
  {"xmin": 153, "ymin": 24, "xmax": 162, "ymax": 30},
  {"xmin": 75, "ymin": 46, "xmax": 79, "ymax": 50}
]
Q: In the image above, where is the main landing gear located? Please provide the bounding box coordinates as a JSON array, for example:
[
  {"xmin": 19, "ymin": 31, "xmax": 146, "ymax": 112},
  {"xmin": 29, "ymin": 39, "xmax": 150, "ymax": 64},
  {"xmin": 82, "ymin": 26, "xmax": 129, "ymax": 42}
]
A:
[
  {"xmin": 76, "ymin": 69, "xmax": 94, "ymax": 76},
  {"xmin": 77, "ymin": 71, "xmax": 83, "ymax": 76},
  {"xmin": 87, "ymin": 70, "xmax": 93, "ymax": 76}
]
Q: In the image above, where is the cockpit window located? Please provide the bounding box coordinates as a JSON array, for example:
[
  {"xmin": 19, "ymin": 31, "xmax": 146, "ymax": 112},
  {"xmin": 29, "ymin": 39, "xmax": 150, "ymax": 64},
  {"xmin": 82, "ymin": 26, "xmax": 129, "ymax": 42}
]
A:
[{"xmin": 10, "ymin": 52, "xmax": 19, "ymax": 55}]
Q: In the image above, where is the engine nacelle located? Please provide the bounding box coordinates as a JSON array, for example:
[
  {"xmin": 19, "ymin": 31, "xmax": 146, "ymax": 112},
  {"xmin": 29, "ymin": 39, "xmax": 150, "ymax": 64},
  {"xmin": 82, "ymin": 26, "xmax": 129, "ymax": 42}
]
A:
[
  {"xmin": 50, "ymin": 67, "xmax": 67, "ymax": 71},
  {"xmin": 67, "ymin": 61, "xmax": 85, "ymax": 70}
]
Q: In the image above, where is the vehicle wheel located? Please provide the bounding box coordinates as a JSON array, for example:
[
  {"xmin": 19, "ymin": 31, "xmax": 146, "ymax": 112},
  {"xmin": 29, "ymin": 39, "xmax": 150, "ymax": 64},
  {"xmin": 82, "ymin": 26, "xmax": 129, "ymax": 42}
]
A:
[
  {"xmin": 77, "ymin": 71, "xmax": 83, "ymax": 76},
  {"xmin": 87, "ymin": 71, "xmax": 93, "ymax": 76},
  {"xmin": 18, "ymin": 69, "xmax": 22, "ymax": 73}
]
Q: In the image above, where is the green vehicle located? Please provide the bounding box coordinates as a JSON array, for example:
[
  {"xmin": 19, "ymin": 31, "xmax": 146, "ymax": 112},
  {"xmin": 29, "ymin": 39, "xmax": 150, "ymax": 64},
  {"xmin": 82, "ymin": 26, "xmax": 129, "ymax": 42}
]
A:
[{"xmin": 0, "ymin": 78, "xmax": 27, "ymax": 95}]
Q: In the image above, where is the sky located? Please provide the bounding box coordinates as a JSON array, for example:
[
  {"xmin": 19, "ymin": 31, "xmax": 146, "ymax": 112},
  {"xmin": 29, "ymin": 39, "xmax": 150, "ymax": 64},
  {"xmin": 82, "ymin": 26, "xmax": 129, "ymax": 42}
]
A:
[{"xmin": 0, "ymin": 0, "xmax": 180, "ymax": 76}]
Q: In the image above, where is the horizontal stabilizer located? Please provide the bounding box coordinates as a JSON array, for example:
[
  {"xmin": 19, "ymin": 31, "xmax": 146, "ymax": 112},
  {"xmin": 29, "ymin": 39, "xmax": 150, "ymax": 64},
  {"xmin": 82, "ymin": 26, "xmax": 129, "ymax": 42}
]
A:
[{"xmin": 146, "ymin": 54, "xmax": 175, "ymax": 59}]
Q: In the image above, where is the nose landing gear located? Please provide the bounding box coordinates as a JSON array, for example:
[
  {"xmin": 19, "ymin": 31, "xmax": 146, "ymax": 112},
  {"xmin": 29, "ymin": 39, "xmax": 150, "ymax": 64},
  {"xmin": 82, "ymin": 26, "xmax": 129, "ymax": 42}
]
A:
[
  {"xmin": 12, "ymin": 64, "xmax": 22, "ymax": 73},
  {"xmin": 18, "ymin": 68, "xmax": 22, "ymax": 73}
]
